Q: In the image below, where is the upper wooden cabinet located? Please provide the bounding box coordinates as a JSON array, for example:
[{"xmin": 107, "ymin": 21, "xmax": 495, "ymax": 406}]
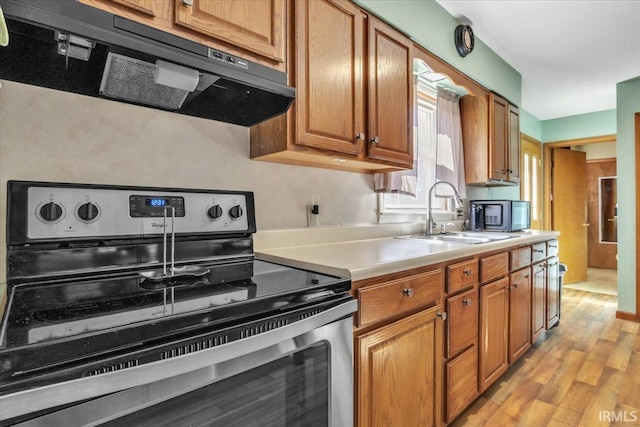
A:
[
  {"xmin": 250, "ymin": 0, "xmax": 413, "ymax": 173},
  {"xmin": 174, "ymin": 0, "xmax": 286, "ymax": 63},
  {"xmin": 79, "ymin": 0, "xmax": 287, "ymax": 70},
  {"xmin": 461, "ymin": 91, "xmax": 520, "ymax": 185},
  {"xmin": 365, "ymin": 17, "xmax": 413, "ymax": 166}
]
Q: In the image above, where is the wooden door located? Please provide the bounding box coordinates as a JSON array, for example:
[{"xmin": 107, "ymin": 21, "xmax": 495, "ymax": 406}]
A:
[
  {"xmin": 479, "ymin": 277, "xmax": 509, "ymax": 392},
  {"xmin": 294, "ymin": 0, "xmax": 366, "ymax": 155},
  {"xmin": 174, "ymin": 0, "xmax": 286, "ymax": 63},
  {"xmin": 507, "ymin": 104, "xmax": 520, "ymax": 183},
  {"xmin": 488, "ymin": 93, "xmax": 508, "ymax": 181},
  {"xmin": 586, "ymin": 159, "xmax": 617, "ymax": 269},
  {"xmin": 531, "ymin": 261, "xmax": 546, "ymax": 342},
  {"xmin": 366, "ymin": 17, "xmax": 413, "ymax": 167},
  {"xmin": 508, "ymin": 268, "xmax": 531, "ymax": 364},
  {"xmin": 521, "ymin": 135, "xmax": 543, "ymax": 229},
  {"xmin": 552, "ymin": 148, "xmax": 588, "ymax": 283},
  {"xmin": 356, "ymin": 306, "xmax": 443, "ymax": 427},
  {"xmin": 546, "ymin": 257, "xmax": 561, "ymax": 328}
]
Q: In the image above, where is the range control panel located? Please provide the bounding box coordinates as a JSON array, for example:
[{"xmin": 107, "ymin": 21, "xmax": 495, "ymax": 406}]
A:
[{"xmin": 19, "ymin": 183, "xmax": 254, "ymax": 241}]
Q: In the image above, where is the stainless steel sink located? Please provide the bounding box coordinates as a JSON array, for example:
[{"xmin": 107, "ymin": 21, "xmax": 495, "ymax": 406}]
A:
[{"xmin": 396, "ymin": 231, "xmax": 518, "ymax": 245}]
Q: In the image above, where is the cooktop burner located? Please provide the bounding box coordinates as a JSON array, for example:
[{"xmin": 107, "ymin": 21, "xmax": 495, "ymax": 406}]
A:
[{"xmin": 1, "ymin": 260, "xmax": 343, "ymax": 348}]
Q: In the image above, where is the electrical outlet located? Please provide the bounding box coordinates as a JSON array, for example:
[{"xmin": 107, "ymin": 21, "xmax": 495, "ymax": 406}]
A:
[{"xmin": 308, "ymin": 194, "xmax": 320, "ymax": 227}]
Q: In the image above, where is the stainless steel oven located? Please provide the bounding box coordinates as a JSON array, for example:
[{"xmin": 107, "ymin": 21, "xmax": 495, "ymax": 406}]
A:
[{"xmin": 0, "ymin": 181, "xmax": 355, "ymax": 426}]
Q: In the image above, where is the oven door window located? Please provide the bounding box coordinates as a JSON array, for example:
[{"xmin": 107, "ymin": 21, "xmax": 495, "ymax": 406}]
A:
[{"xmin": 103, "ymin": 343, "xmax": 329, "ymax": 427}]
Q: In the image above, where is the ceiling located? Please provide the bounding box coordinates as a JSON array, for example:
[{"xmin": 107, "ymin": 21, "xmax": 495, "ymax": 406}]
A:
[{"xmin": 435, "ymin": 0, "xmax": 640, "ymax": 121}]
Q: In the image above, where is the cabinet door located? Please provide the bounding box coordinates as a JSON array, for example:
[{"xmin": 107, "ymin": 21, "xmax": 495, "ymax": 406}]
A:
[
  {"xmin": 356, "ymin": 306, "xmax": 443, "ymax": 427},
  {"xmin": 446, "ymin": 346, "xmax": 479, "ymax": 424},
  {"xmin": 479, "ymin": 277, "xmax": 509, "ymax": 392},
  {"xmin": 367, "ymin": 17, "xmax": 413, "ymax": 167},
  {"xmin": 508, "ymin": 104, "xmax": 520, "ymax": 183},
  {"xmin": 174, "ymin": 0, "xmax": 286, "ymax": 63},
  {"xmin": 546, "ymin": 256, "xmax": 561, "ymax": 329},
  {"xmin": 508, "ymin": 268, "xmax": 531, "ymax": 364},
  {"xmin": 447, "ymin": 288, "xmax": 478, "ymax": 358},
  {"xmin": 531, "ymin": 261, "xmax": 546, "ymax": 342},
  {"xmin": 488, "ymin": 93, "xmax": 508, "ymax": 181},
  {"xmin": 108, "ymin": 0, "xmax": 160, "ymax": 16},
  {"xmin": 294, "ymin": 0, "xmax": 366, "ymax": 155}
]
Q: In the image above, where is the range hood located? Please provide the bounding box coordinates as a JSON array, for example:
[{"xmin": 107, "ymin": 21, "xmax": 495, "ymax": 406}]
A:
[{"xmin": 0, "ymin": 0, "xmax": 295, "ymax": 126}]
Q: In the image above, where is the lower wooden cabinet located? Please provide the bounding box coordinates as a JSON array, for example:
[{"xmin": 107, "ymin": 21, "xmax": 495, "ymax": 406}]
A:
[
  {"xmin": 479, "ymin": 277, "xmax": 509, "ymax": 392},
  {"xmin": 356, "ymin": 305, "xmax": 443, "ymax": 427},
  {"xmin": 546, "ymin": 256, "xmax": 561, "ymax": 328},
  {"xmin": 508, "ymin": 268, "xmax": 531, "ymax": 364},
  {"xmin": 446, "ymin": 346, "xmax": 479, "ymax": 423},
  {"xmin": 531, "ymin": 261, "xmax": 546, "ymax": 342}
]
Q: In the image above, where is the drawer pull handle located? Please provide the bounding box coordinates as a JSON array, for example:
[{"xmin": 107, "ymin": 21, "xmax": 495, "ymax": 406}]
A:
[
  {"xmin": 462, "ymin": 298, "xmax": 472, "ymax": 306},
  {"xmin": 549, "ymin": 245, "xmax": 558, "ymax": 248},
  {"xmin": 533, "ymin": 249, "xmax": 544, "ymax": 253},
  {"xmin": 402, "ymin": 288, "xmax": 414, "ymax": 298},
  {"xmin": 371, "ymin": 136, "xmax": 380, "ymax": 144},
  {"xmin": 463, "ymin": 269, "xmax": 472, "ymax": 275},
  {"xmin": 356, "ymin": 132, "xmax": 365, "ymax": 140},
  {"xmin": 437, "ymin": 312, "xmax": 447, "ymax": 321},
  {"xmin": 548, "ymin": 262, "xmax": 558, "ymax": 267}
]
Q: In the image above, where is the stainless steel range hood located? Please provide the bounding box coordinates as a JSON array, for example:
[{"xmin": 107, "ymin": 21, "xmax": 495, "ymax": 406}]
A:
[{"xmin": 0, "ymin": 0, "xmax": 295, "ymax": 126}]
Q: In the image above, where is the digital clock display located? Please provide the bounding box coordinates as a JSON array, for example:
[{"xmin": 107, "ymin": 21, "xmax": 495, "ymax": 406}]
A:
[
  {"xmin": 130, "ymin": 195, "xmax": 185, "ymax": 217},
  {"xmin": 146, "ymin": 198, "xmax": 170, "ymax": 207}
]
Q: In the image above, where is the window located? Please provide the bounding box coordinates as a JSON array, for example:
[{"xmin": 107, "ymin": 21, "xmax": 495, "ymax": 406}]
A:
[
  {"xmin": 378, "ymin": 82, "xmax": 452, "ymax": 219},
  {"xmin": 521, "ymin": 135, "xmax": 542, "ymax": 229}
]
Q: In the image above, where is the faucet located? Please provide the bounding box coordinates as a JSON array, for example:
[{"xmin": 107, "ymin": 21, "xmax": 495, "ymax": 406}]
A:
[{"xmin": 427, "ymin": 181, "xmax": 464, "ymax": 235}]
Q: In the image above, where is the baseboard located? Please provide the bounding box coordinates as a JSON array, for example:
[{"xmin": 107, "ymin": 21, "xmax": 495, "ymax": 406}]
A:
[{"xmin": 616, "ymin": 310, "xmax": 639, "ymax": 322}]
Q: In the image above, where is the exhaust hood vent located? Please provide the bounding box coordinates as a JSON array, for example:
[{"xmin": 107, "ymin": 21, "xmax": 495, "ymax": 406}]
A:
[
  {"xmin": 0, "ymin": 0, "xmax": 295, "ymax": 127},
  {"xmin": 100, "ymin": 53, "xmax": 190, "ymax": 110}
]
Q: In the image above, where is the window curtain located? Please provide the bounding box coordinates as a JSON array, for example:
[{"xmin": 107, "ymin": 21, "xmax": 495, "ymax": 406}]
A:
[{"xmin": 434, "ymin": 87, "xmax": 466, "ymax": 199}]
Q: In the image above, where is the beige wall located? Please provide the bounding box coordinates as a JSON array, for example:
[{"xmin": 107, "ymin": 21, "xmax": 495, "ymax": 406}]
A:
[
  {"xmin": 0, "ymin": 81, "xmax": 379, "ymax": 282},
  {"xmin": 572, "ymin": 142, "xmax": 617, "ymax": 160}
]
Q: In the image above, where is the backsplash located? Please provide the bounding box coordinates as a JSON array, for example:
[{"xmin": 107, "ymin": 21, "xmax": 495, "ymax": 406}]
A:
[{"xmin": 0, "ymin": 81, "xmax": 379, "ymax": 282}]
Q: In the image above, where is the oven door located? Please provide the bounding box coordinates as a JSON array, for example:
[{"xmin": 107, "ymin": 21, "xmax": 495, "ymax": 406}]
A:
[{"xmin": 3, "ymin": 300, "xmax": 356, "ymax": 427}]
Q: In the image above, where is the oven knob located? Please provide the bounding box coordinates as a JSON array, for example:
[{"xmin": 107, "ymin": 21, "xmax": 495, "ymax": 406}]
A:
[
  {"xmin": 77, "ymin": 202, "xmax": 99, "ymax": 221},
  {"xmin": 207, "ymin": 205, "xmax": 223, "ymax": 220},
  {"xmin": 40, "ymin": 202, "xmax": 63, "ymax": 222},
  {"xmin": 229, "ymin": 205, "xmax": 243, "ymax": 219}
]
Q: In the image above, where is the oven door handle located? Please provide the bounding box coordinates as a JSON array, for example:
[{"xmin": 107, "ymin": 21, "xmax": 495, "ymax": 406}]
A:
[{"xmin": 0, "ymin": 298, "xmax": 357, "ymax": 423}]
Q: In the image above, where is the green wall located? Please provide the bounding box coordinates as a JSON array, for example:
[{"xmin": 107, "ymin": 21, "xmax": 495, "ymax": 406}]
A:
[
  {"xmin": 521, "ymin": 109, "xmax": 543, "ymax": 141},
  {"xmin": 542, "ymin": 109, "xmax": 617, "ymax": 142},
  {"xmin": 355, "ymin": 0, "xmax": 521, "ymax": 106},
  {"xmin": 616, "ymin": 77, "xmax": 640, "ymax": 314}
]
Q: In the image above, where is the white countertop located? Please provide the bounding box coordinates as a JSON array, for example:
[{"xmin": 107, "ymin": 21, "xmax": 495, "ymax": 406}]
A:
[{"xmin": 256, "ymin": 229, "xmax": 559, "ymax": 282}]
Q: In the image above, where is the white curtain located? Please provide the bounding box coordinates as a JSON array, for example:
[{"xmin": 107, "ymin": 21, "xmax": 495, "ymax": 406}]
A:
[{"xmin": 434, "ymin": 87, "xmax": 466, "ymax": 199}]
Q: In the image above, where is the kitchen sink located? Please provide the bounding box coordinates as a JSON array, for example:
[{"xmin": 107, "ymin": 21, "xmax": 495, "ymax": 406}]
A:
[{"xmin": 396, "ymin": 231, "xmax": 519, "ymax": 245}]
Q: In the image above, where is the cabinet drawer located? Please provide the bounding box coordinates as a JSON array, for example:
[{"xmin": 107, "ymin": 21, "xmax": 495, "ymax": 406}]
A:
[
  {"xmin": 446, "ymin": 346, "xmax": 479, "ymax": 424},
  {"xmin": 357, "ymin": 270, "xmax": 443, "ymax": 328},
  {"xmin": 510, "ymin": 246, "xmax": 531, "ymax": 271},
  {"xmin": 532, "ymin": 242, "xmax": 547, "ymax": 262},
  {"xmin": 480, "ymin": 252, "xmax": 508, "ymax": 283},
  {"xmin": 447, "ymin": 259, "xmax": 479, "ymax": 294},
  {"xmin": 547, "ymin": 240, "xmax": 559, "ymax": 257},
  {"xmin": 446, "ymin": 288, "xmax": 479, "ymax": 358}
]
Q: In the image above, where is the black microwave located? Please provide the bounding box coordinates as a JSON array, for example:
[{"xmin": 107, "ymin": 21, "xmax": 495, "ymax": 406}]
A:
[{"xmin": 469, "ymin": 200, "xmax": 531, "ymax": 232}]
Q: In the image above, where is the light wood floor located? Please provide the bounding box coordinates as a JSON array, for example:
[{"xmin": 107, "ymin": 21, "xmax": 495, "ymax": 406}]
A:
[{"xmin": 451, "ymin": 288, "xmax": 640, "ymax": 427}]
